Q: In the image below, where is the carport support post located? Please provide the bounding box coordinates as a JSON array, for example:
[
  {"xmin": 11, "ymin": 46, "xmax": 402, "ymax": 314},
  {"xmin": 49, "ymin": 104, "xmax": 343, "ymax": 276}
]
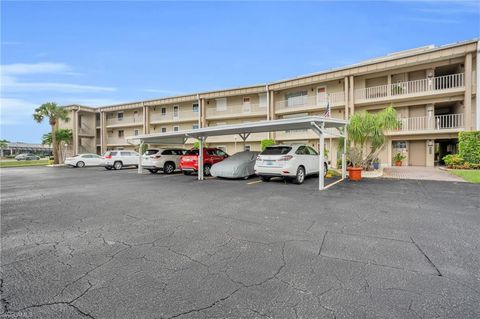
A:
[
  {"xmin": 138, "ymin": 141, "xmax": 144, "ymax": 174},
  {"xmin": 342, "ymin": 125, "xmax": 347, "ymax": 179},
  {"xmin": 319, "ymin": 133, "xmax": 325, "ymax": 190},
  {"xmin": 198, "ymin": 137, "xmax": 204, "ymax": 181}
]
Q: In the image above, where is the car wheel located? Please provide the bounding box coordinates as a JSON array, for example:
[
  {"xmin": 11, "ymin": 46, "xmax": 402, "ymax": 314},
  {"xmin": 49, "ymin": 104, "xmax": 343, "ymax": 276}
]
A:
[
  {"xmin": 260, "ymin": 176, "xmax": 271, "ymax": 182},
  {"xmin": 76, "ymin": 161, "xmax": 85, "ymax": 168},
  {"xmin": 203, "ymin": 164, "xmax": 211, "ymax": 176},
  {"xmin": 164, "ymin": 162, "xmax": 175, "ymax": 174},
  {"xmin": 113, "ymin": 161, "xmax": 123, "ymax": 170},
  {"xmin": 183, "ymin": 171, "xmax": 192, "ymax": 175},
  {"xmin": 148, "ymin": 169, "xmax": 158, "ymax": 174},
  {"xmin": 293, "ymin": 166, "xmax": 305, "ymax": 184},
  {"xmin": 105, "ymin": 166, "xmax": 112, "ymax": 170}
]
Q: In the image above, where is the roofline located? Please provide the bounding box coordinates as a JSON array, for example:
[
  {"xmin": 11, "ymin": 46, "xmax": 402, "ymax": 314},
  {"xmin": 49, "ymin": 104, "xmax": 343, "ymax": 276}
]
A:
[{"xmin": 70, "ymin": 38, "xmax": 478, "ymax": 112}]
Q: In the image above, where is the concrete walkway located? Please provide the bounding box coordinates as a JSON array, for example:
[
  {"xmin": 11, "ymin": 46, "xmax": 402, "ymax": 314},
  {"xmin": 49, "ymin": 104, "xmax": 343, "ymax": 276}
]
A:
[{"xmin": 383, "ymin": 166, "xmax": 466, "ymax": 182}]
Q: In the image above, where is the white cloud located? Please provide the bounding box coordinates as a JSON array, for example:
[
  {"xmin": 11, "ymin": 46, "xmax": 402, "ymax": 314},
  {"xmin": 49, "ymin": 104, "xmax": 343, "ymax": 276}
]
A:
[
  {"xmin": 0, "ymin": 98, "xmax": 38, "ymax": 125},
  {"xmin": 2, "ymin": 62, "xmax": 71, "ymax": 75},
  {"xmin": 0, "ymin": 62, "xmax": 116, "ymax": 93}
]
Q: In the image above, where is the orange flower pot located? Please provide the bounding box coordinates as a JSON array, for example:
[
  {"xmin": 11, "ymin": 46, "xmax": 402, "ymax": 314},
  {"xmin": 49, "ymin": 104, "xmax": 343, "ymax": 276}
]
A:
[
  {"xmin": 348, "ymin": 167, "xmax": 362, "ymax": 181},
  {"xmin": 395, "ymin": 161, "xmax": 402, "ymax": 166}
]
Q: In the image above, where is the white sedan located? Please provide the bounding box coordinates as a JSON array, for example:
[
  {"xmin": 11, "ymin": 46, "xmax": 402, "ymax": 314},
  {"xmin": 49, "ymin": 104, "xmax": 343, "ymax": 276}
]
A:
[{"xmin": 65, "ymin": 154, "xmax": 103, "ymax": 168}]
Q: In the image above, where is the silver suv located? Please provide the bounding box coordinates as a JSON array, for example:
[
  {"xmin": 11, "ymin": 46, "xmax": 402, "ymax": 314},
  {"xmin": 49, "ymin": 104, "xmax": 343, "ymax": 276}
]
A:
[{"xmin": 142, "ymin": 148, "xmax": 186, "ymax": 174}]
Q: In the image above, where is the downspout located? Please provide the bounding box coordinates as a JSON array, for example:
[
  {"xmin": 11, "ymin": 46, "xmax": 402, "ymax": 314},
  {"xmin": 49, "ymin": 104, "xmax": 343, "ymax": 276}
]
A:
[{"xmin": 477, "ymin": 40, "xmax": 480, "ymax": 130}]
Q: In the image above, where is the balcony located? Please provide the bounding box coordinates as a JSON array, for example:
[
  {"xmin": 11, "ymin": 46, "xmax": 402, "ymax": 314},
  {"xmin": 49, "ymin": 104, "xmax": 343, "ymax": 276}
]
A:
[
  {"xmin": 355, "ymin": 73, "xmax": 464, "ymax": 103},
  {"xmin": 150, "ymin": 110, "xmax": 198, "ymax": 123},
  {"xmin": 106, "ymin": 137, "xmax": 129, "ymax": 145},
  {"xmin": 387, "ymin": 113, "xmax": 464, "ymax": 135},
  {"xmin": 106, "ymin": 116, "xmax": 143, "ymax": 127},
  {"xmin": 275, "ymin": 91, "xmax": 345, "ymax": 115},
  {"xmin": 205, "ymin": 103, "xmax": 267, "ymax": 120}
]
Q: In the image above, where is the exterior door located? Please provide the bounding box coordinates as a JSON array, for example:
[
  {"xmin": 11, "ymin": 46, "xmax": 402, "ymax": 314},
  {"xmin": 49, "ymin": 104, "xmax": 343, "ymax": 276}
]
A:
[
  {"xmin": 316, "ymin": 86, "xmax": 327, "ymax": 107},
  {"xmin": 242, "ymin": 97, "xmax": 251, "ymax": 113},
  {"xmin": 409, "ymin": 141, "xmax": 426, "ymax": 166},
  {"xmin": 133, "ymin": 111, "xmax": 139, "ymax": 123},
  {"xmin": 173, "ymin": 106, "xmax": 179, "ymax": 120}
]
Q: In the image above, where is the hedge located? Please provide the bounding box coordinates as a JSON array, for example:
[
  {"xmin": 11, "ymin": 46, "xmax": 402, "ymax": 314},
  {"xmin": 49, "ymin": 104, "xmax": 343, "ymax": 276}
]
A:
[{"xmin": 459, "ymin": 131, "xmax": 480, "ymax": 164}]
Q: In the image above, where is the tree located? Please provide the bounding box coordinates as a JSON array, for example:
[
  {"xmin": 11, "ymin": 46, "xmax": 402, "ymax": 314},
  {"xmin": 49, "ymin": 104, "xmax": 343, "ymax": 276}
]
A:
[
  {"xmin": 0, "ymin": 139, "xmax": 9, "ymax": 149},
  {"xmin": 346, "ymin": 105, "xmax": 398, "ymax": 168},
  {"xmin": 42, "ymin": 129, "xmax": 73, "ymax": 163},
  {"xmin": 33, "ymin": 103, "xmax": 69, "ymax": 164}
]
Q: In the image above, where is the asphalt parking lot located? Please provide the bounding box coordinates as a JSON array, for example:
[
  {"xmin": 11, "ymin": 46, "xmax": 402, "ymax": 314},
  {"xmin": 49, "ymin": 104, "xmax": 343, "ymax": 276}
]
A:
[{"xmin": 1, "ymin": 166, "xmax": 480, "ymax": 319}]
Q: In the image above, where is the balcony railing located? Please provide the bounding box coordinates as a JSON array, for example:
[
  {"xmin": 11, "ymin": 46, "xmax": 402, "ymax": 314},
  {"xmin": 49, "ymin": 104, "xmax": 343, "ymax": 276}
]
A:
[
  {"xmin": 390, "ymin": 113, "xmax": 464, "ymax": 133},
  {"xmin": 106, "ymin": 137, "xmax": 128, "ymax": 145},
  {"xmin": 150, "ymin": 110, "xmax": 198, "ymax": 122},
  {"xmin": 205, "ymin": 103, "xmax": 267, "ymax": 119},
  {"xmin": 355, "ymin": 73, "xmax": 464, "ymax": 101},
  {"xmin": 275, "ymin": 91, "xmax": 345, "ymax": 112},
  {"xmin": 107, "ymin": 116, "xmax": 143, "ymax": 126}
]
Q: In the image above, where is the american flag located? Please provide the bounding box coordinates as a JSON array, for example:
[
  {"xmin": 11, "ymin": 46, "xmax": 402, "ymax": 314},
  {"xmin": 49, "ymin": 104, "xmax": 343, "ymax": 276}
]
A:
[{"xmin": 323, "ymin": 100, "xmax": 331, "ymax": 117}]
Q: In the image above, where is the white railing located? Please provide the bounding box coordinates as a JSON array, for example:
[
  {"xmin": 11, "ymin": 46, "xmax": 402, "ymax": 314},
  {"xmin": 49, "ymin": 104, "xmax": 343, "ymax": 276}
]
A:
[
  {"xmin": 107, "ymin": 116, "xmax": 143, "ymax": 126},
  {"xmin": 275, "ymin": 91, "xmax": 345, "ymax": 111},
  {"xmin": 391, "ymin": 113, "xmax": 464, "ymax": 132},
  {"xmin": 150, "ymin": 110, "xmax": 198, "ymax": 122},
  {"xmin": 355, "ymin": 73, "xmax": 464, "ymax": 101},
  {"xmin": 205, "ymin": 103, "xmax": 267, "ymax": 118}
]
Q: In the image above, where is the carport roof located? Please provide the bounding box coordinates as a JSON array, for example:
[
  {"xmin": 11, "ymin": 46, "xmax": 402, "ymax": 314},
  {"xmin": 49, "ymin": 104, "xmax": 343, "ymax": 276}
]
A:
[{"xmin": 128, "ymin": 116, "xmax": 348, "ymax": 145}]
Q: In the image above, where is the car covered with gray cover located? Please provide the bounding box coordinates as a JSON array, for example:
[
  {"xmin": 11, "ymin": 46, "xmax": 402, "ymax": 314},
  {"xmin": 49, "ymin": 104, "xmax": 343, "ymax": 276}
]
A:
[{"xmin": 211, "ymin": 150, "xmax": 259, "ymax": 179}]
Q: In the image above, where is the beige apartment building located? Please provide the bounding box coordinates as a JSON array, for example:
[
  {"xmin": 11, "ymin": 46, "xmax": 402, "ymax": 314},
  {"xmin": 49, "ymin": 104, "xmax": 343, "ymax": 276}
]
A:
[{"xmin": 60, "ymin": 39, "xmax": 478, "ymax": 167}]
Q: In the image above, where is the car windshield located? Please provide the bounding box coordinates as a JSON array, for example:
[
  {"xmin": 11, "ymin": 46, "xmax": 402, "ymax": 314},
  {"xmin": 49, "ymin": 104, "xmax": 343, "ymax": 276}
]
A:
[
  {"xmin": 185, "ymin": 149, "xmax": 199, "ymax": 155},
  {"xmin": 144, "ymin": 149, "xmax": 159, "ymax": 155},
  {"xmin": 261, "ymin": 146, "xmax": 292, "ymax": 155}
]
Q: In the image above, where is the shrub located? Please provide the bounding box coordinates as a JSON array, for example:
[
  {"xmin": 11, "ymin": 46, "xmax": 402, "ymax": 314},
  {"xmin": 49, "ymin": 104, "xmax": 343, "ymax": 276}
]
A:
[
  {"xmin": 443, "ymin": 154, "xmax": 464, "ymax": 168},
  {"xmin": 458, "ymin": 131, "xmax": 480, "ymax": 164},
  {"xmin": 261, "ymin": 139, "xmax": 276, "ymax": 151}
]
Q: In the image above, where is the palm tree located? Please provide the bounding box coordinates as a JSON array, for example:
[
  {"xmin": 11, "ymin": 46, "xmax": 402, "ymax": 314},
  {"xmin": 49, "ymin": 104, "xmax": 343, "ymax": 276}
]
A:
[
  {"xmin": 42, "ymin": 129, "xmax": 73, "ymax": 162},
  {"xmin": 33, "ymin": 103, "xmax": 69, "ymax": 164},
  {"xmin": 346, "ymin": 105, "xmax": 398, "ymax": 168}
]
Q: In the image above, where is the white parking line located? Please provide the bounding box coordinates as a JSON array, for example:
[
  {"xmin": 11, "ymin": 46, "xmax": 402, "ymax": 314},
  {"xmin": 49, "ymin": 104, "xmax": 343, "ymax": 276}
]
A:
[{"xmin": 247, "ymin": 180, "xmax": 262, "ymax": 185}]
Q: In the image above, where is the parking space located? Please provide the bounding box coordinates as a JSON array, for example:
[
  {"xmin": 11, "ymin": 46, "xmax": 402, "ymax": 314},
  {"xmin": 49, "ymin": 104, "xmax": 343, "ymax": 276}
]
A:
[{"xmin": 1, "ymin": 166, "xmax": 480, "ymax": 318}]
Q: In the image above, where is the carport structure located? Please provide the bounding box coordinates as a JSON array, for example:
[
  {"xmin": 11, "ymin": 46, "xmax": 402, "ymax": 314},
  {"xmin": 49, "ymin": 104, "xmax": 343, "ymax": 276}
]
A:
[{"xmin": 129, "ymin": 116, "xmax": 348, "ymax": 190}]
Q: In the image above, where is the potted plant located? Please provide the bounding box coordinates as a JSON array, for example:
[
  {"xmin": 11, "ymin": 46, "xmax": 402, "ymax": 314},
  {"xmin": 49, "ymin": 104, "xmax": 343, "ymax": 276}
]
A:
[
  {"xmin": 347, "ymin": 146, "xmax": 363, "ymax": 181},
  {"xmin": 372, "ymin": 158, "xmax": 380, "ymax": 170},
  {"xmin": 393, "ymin": 152, "xmax": 405, "ymax": 166}
]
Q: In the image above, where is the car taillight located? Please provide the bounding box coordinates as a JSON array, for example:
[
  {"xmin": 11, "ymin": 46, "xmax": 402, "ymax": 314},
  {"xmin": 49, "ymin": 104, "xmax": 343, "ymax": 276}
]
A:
[
  {"xmin": 104, "ymin": 155, "xmax": 112, "ymax": 159},
  {"xmin": 278, "ymin": 155, "xmax": 293, "ymax": 161},
  {"xmin": 256, "ymin": 156, "xmax": 262, "ymax": 161}
]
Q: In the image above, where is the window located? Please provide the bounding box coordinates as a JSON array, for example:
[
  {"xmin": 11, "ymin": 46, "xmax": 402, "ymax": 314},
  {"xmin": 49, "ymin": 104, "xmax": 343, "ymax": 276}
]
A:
[
  {"xmin": 145, "ymin": 149, "xmax": 159, "ymax": 155},
  {"xmin": 295, "ymin": 146, "xmax": 307, "ymax": 155},
  {"xmin": 173, "ymin": 105, "xmax": 179, "ymax": 118},
  {"xmin": 306, "ymin": 146, "xmax": 318, "ymax": 155},
  {"xmin": 173, "ymin": 126, "xmax": 179, "ymax": 132},
  {"xmin": 216, "ymin": 146, "xmax": 227, "ymax": 153},
  {"xmin": 134, "ymin": 129, "xmax": 139, "ymax": 136},
  {"xmin": 259, "ymin": 93, "xmax": 267, "ymax": 108},
  {"xmin": 161, "ymin": 150, "xmax": 173, "ymax": 155},
  {"xmin": 244, "ymin": 145, "xmax": 251, "ymax": 151},
  {"xmin": 192, "ymin": 124, "xmax": 199, "ymax": 130},
  {"xmin": 161, "ymin": 107, "xmax": 167, "ymax": 115},
  {"xmin": 261, "ymin": 146, "xmax": 292, "ymax": 155},
  {"xmin": 185, "ymin": 149, "xmax": 199, "ymax": 155},
  {"xmin": 242, "ymin": 97, "xmax": 251, "ymax": 113},
  {"xmin": 118, "ymin": 130, "xmax": 124, "ymax": 138},
  {"xmin": 216, "ymin": 98, "xmax": 227, "ymax": 111},
  {"xmin": 393, "ymin": 141, "xmax": 407, "ymax": 149},
  {"xmin": 243, "ymin": 97, "xmax": 250, "ymax": 103},
  {"xmin": 216, "ymin": 149, "xmax": 228, "ymax": 156},
  {"xmin": 286, "ymin": 91, "xmax": 308, "ymax": 107},
  {"xmin": 161, "ymin": 127, "xmax": 167, "ymax": 133},
  {"xmin": 120, "ymin": 152, "xmax": 130, "ymax": 156},
  {"xmin": 117, "ymin": 112, "xmax": 124, "ymax": 121},
  {"xmin": 192, "ymin": 103, "xmax": 199, "ymax": 112}
]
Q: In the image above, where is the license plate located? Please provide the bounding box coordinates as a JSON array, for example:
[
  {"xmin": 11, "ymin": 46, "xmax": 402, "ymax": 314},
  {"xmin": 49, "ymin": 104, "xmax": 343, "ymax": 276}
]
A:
[{"xmin": 265, "ymin": 160, "xmax": 274, "ymax": 166}]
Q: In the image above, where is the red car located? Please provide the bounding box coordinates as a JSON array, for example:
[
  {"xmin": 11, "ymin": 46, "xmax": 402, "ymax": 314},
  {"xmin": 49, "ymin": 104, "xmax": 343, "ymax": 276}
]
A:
[{"xmin": 179, "ymin": 148, "xmax": 229, "ymax": 176}]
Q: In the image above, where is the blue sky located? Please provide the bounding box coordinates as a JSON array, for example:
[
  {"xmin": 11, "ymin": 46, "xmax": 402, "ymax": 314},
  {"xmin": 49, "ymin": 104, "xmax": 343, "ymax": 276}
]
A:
[{"xmin": 1, "ymin": 1, "xmax": 479, "ymax": 143}]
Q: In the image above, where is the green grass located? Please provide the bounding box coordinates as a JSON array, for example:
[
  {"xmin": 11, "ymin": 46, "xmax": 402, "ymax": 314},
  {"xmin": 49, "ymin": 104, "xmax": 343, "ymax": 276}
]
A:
[
  {"xmin": 449, "ymin": 170, "xmax": 480, "ymax": 183},
  {"xmin": 0, "ymin": 159, "xmax": 50, "ymax": 168}
]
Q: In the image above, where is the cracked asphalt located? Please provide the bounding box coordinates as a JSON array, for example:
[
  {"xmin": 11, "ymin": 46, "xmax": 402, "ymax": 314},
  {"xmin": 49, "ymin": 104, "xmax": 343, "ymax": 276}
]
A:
[{"xmin": 1, "ymin": 166, "xmax": 479, "ymax": 318}]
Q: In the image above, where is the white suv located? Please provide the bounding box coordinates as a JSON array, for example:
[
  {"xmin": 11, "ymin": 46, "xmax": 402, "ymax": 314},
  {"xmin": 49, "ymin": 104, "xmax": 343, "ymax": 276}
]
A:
[
  {"xmin": 254, "ymin": 144, "xmax": 328, "ymax": 184},
  {"xmin": 142, "ymin": 148, "xmax": 186, "ymax": 174},
  {"xmin": 103, "ymin": 150, "xmax": 139, "ymax": 170}
]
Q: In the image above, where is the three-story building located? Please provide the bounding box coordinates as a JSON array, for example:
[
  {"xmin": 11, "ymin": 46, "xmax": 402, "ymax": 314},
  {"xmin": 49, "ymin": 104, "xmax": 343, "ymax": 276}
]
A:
[{"xmin": 60, "ymin": 39, "xmax": 478, "ymax": 168}]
